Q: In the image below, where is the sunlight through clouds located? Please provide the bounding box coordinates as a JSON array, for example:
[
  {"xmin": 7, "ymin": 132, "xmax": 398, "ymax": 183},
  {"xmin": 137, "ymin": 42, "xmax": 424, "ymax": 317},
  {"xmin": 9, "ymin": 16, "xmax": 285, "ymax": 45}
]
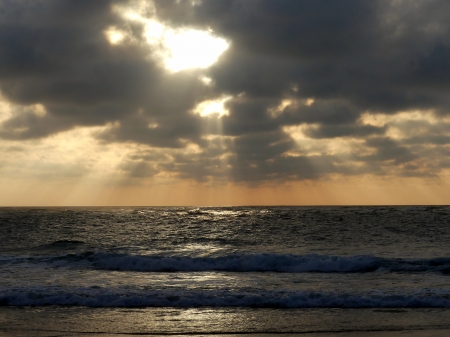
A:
[
  {"xmin": 104, "ymin": 26, "xmax": 125, "ymax": 45},
  {"xmin": 113, "ymin": 4, "xmax": 229, "ymax": 72},
  {"xmin": 360, "ymin": 110, "xmax": 450, "ymax": 140},
  {"xmin": 3, "ymin": 0, "xmax": 450, "ymax": 205},
  {"xmin": 268, "ymin": 99, "xmax": 293, "ymax": 118},
  {"xmin": 284, "ymin": 125, "xmax": 369, "ymax": 157},
  {"xmin": 268, "ymin": 98, "xmax": 315, "ymax": 118},
  {"xmin": 194, "ymin": 96, "xmax": 232, "ymax": 117},
  {"xmin": 163, "ymin": 29, "xmax": 229, "ymax": 72},
  {"xmin": 0, "ymin": 94, "xmax": 12, "ymax": 123}
]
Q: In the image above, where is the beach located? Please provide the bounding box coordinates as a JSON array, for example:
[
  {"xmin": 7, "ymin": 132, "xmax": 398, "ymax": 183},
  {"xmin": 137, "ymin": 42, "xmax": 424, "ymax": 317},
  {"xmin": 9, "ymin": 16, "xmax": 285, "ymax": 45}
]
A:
[{"xmin": 2, "ymin": 307, "xmax": 450, "ymax": 337}]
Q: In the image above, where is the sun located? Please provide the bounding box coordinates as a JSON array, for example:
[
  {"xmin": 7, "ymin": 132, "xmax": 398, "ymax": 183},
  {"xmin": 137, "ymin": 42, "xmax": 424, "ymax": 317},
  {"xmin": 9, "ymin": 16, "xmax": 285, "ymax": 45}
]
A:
[
  {"xmin": 113, "ymin": 7, "xmax": 229, "ymax": 72},
  {"xmin": 164, "ymin": 29, "xmax": 229, "ymax": 72},
  {"xmin": 104, "ymin": 26, "xmax": 125, "ymax": 45}
]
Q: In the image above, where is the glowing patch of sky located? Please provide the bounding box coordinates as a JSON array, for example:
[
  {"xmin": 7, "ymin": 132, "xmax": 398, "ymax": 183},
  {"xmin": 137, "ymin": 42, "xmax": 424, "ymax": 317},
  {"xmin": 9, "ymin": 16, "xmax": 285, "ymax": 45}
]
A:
[
  {"xmin": 194, "ymin": 96, "xmax": 232, "ymax": 117},
  {"xmin": 104, "ymin": 26, "xmax": 125, "ymax": 44},
  {"xmin": 112, "ymin": 6, "xmax": 229, "ymax": 72},
  {"xmin": 163, "ymin": 29, "xmax": 229, "ymax": 72},
  {"xmin": 360, "ymin": 110, "xmax": 450, "ymax": 140},
  {"xmin": 0, "ymin": 95, "xmax": 12, "ymax": 123}
]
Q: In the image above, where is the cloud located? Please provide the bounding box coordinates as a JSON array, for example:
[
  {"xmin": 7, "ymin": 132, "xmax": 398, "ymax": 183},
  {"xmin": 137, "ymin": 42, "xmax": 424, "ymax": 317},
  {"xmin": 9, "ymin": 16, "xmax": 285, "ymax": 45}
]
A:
[
  {"xmin": 1, "ymin": 0, "xmax": 450, "ymax": 186},
  {"xmin": 303, "ymin": 124, "xmax": 386, "ymax": 139}
]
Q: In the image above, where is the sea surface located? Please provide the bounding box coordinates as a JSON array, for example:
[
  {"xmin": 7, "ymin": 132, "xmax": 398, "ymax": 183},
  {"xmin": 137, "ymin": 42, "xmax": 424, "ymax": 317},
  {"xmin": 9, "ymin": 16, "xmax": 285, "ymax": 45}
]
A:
[{"xmin": 1, "ymin": 206, "xmax": 450, "ymax": 336}]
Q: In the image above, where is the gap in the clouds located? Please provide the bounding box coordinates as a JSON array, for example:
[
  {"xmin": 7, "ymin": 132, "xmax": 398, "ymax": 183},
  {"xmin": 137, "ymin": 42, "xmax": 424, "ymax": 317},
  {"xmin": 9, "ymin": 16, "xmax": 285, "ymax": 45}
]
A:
[
  {"xmin": 194, "ymin": 96, "xmax": 232, "ymax": 117},
  {"xmin": 104, "ymin": 26, "xmax": 125, "ymax": 45},
  {"xmin": 108, "ymin": 2, "xmax": 229, "ymax": 72}
]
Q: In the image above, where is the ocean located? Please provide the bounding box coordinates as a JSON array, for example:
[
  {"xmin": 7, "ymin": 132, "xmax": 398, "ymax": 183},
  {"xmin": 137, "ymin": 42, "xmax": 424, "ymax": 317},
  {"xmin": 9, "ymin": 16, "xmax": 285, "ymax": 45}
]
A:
[{"xmin": 1, "ymin": 206, "xmax": 450, "ymax": 336}]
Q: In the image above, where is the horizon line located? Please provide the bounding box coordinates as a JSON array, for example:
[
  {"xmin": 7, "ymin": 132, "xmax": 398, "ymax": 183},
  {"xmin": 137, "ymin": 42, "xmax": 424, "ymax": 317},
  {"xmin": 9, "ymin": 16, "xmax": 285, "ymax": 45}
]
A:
[{"xmin": 1, "ymin": 204, "xmax": 449, "ymax": 208}]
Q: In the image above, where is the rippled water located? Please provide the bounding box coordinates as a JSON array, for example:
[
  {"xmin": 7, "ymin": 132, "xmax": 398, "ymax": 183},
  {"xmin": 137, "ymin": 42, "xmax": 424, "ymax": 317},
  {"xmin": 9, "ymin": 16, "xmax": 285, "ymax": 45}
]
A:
[{"xmin": 2, "ymin": 206, "xmax": 450, "ymax": 334}]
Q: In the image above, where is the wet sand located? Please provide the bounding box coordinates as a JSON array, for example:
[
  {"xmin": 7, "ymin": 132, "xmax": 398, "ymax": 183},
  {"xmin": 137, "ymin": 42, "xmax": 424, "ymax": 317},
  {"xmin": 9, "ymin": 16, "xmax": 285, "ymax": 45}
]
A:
[
  {"xmin": 2, "ymin": 307, "xmax": 450, "ymax": 337},
  {"xmin": 2, "ymin": 331, "xmax": 450, "ymax": 337}
]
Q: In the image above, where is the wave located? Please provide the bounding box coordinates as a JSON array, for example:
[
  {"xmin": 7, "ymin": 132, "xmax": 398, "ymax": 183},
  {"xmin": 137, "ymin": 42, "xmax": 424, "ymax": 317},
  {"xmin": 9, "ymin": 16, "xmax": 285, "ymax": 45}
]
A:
[
  {"xmin": 90, "ymin": 253, "xmax": 382, "ymax": 272},
  {"xmin": 4, "ymin": 252, "xmax": 450, "ymax": 274},
  {"xmin": 88, "ymin": 253, "xmax": 450, "ymax": 274},
  {"xmin": 2, "ymin": 287, "xmax": 450, "ymax": 308},
  {"xmin": 35, "ymin": 240, "xmax": 86, "ymax": 249}
]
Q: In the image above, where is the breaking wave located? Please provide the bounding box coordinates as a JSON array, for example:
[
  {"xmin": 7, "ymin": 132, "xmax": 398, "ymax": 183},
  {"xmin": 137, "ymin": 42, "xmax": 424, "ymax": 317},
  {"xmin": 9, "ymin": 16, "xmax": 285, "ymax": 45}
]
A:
[
  {"xmin": 4, "ymin": 252, "xmax": 450, "ymax": 274},
  {"xmin": 2, "ymin": 287, "xmax": 450, "ymax": 308},
  {"xmin": 90, "ymin": 253, "xmax": 382, "ymax": 272},
  {"xmin": 89, "ymin": 253, "xmax": 450, "ymax": 273}
]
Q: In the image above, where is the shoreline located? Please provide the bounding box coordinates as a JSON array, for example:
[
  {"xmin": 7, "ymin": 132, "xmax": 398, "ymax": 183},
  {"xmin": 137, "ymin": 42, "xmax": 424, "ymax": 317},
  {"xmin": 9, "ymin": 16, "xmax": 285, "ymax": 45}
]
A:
[
  {"xmin": 2, "ymin": 330, "xmax": 450, "ymax": 337},
  {"xmin": 2, "ymin": 307, "xmax": 450, "ymax": 337}
]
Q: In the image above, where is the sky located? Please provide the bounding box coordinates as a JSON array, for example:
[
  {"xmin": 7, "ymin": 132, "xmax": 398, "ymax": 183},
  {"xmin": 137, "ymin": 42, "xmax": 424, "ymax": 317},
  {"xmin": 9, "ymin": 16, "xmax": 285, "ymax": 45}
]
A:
[{"xmin": 1, "ymin": 0, "xmax": 450, "ymax": 206}]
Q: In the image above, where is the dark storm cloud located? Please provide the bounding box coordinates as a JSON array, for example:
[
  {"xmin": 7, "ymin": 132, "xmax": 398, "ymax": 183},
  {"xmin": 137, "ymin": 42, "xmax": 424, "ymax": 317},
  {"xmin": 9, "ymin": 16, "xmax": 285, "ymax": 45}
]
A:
[
  {"xmin": 155, "ymin": 0, "xmax": 377, "ymax": 58},
  {"xmin": 193, "ymin": 0, "xmax": 450, "ymax": 113},
  {"xmin": 151, "ymin": 0, "xmax": 450, "ymax": 181},
  {"xmin": 364, "ymin": 137, "xmax": 416, "ymax": 165},
  {"xmin": 1, "ymin": 0, "xmax": 450, "ymax": 183},
  {"xmin": 279, "ymin": 101, "xmax": 361, "ymax": 125},
  {"xmin": 0, "ymin": 0, "xmax": 149, "ymax": 126},
  {"xmin": 303, "ymin": 124, "xmax": 386, "ymax": 139},
  {"xmin": 225, "ymin": 130, "xmax": 340, "ymax": 183},
  {"xmin": 221, "ymin": 98, "xmax": 280, "ymax": 136},
  {"xmin": 0, "ymin": 0, "xmax": 209, "ymax": 145}
]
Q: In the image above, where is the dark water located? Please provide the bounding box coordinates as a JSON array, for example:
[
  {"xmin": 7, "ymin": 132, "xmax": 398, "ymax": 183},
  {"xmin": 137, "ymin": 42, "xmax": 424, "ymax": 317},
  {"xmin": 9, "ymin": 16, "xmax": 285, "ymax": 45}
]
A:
[{"xmin": 2, "ymin": 206, "xmax": 450, "ymax": 334}]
